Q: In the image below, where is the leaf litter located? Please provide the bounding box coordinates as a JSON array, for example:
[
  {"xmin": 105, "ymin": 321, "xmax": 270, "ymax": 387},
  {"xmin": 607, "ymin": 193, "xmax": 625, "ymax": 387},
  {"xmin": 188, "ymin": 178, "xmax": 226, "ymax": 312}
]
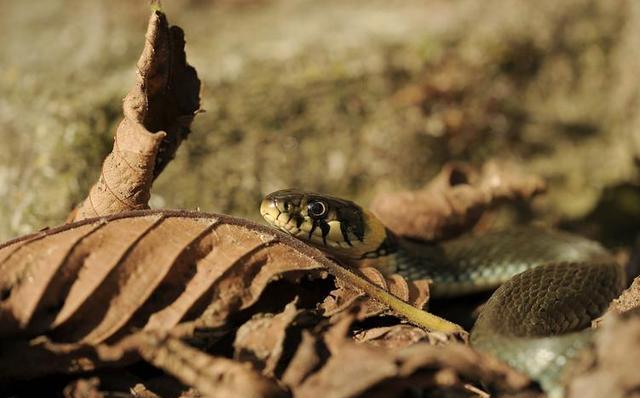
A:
[{"xmin": 1, "ymin": 5, "xmax": 640, "ymax": 398}]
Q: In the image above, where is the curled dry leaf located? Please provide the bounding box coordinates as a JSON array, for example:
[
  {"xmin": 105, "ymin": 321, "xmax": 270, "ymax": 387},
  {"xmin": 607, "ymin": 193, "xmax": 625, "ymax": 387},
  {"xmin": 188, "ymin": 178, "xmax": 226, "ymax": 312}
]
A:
[
  {"xmin": 234, "ymin": 299, "xmax": 316, "ymax": 377},
  {"xmin": 592, "ymin": 275, "xmax": 640, "ymax": 328},
  {"xmin": 0, "ymin": 210, "xmax": 326, "ymax": 380},
  {"xmin": 567, "ymin": 311, "xmax": 640, "ymax": 398},
  {"xmin": 371, "ymin": 161, "xmax": 546, "ymax": 241},
  {"xmin": 288, "ymin": 315, "xmax": 532, "ymax": 398},
  {"xmin": 135, "ymin": 331, "xmax": 287, "ymax": 398},
  {"xmin": 608, "ymin": 276, "xmax": 640, "ymax": 315},
  {"xmin": 62, "ymin": 377, "xmax": 103, "ymax": 398},
  {"xmin": 70, "ymin": 11, "xmax": 200, "ymax": 222},
  {"xmin": 228, "ymin": 303, "xmax": 526, "ymax": 397},
  {"xmin": 354, "ymin": 324, "xmax": 442, "ymax": 349},
  {"xmin": 281, "ymin": 330, "xmax": 328, "ymax": 389}
]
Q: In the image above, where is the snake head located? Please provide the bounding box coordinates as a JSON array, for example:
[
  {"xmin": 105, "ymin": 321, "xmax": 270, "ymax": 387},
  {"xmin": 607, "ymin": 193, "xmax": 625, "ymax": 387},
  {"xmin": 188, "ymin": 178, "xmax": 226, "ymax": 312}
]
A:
[{"xmin": 260, "ymin": 189, "xmax": 390, "ymax": 260}]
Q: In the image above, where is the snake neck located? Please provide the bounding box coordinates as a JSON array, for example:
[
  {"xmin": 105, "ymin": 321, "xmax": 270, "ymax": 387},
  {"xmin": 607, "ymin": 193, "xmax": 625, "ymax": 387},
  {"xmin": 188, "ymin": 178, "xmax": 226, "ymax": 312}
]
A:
[
  {"xmin": 351, "ymin": 235, "xmax": 452, "ymax": 292},
  {"xmin": 346, "ymin": 226, "xmax": 401, "ymax": 273}
]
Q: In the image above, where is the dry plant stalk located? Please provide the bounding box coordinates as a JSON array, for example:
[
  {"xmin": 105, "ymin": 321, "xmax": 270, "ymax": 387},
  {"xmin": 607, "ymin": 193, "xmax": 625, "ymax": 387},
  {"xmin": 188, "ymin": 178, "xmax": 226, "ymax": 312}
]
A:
[
  {"xmin": 69, "ymin": 11, "xmax": 200, "ymax": 222},
  {"xmin": 321, "ymin": 266, "xmax": 430, "ymax": 320}
]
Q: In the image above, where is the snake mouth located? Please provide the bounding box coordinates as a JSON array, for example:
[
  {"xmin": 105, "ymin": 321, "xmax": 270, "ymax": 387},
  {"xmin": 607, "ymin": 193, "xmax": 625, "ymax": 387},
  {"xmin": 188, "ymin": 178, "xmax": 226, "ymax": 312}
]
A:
[
  {"xmin": 260, "ymin": 194, "xmax": 304, "ymax": 236},
  {"xmin": 259, "ymin": 197, "xmax": 280, "ymax": 225}
]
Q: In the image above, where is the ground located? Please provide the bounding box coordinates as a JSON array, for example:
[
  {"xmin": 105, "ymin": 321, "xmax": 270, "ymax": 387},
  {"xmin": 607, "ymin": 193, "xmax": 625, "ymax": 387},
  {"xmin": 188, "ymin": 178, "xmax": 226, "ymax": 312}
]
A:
[{"xmin": 0, "ymin": 0, "xmax": 638, "ymax": 244}]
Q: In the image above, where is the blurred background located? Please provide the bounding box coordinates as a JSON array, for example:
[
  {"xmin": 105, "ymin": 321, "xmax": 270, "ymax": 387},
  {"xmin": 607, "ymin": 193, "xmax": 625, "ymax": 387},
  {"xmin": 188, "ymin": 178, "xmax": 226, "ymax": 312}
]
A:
[{"xmin": 0, "ymin": 0, "xmax": 639, "ymax": 247}]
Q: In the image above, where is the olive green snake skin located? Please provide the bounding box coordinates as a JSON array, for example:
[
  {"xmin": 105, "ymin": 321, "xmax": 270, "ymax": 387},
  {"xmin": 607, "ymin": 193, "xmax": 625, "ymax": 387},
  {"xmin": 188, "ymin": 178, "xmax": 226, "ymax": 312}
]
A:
[{"xmin": 260, "ymin": 190, "xmax": 626, "ymax": 397}]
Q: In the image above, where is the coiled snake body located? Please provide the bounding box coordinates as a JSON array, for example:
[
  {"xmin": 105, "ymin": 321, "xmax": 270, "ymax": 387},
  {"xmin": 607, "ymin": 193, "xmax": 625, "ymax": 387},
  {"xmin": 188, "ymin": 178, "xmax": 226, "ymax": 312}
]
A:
[{"xmin": 260, "ymin": 190, "xmax": 625, "ymax": 397}]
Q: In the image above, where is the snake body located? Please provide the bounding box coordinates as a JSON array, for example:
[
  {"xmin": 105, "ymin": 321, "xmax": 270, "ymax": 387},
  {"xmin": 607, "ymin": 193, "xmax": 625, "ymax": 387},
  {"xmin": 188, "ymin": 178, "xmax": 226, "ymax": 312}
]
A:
[{"xmin": 260, "ymin": 189, "xmax": 625, "ymax": 397}]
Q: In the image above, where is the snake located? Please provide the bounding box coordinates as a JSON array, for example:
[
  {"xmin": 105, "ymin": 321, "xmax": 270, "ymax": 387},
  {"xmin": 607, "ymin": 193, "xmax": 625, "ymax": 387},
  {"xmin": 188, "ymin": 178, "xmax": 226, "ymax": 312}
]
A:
[{"xmin": 259, "ymin": 189, "xmax": 626, "ymax": 397}]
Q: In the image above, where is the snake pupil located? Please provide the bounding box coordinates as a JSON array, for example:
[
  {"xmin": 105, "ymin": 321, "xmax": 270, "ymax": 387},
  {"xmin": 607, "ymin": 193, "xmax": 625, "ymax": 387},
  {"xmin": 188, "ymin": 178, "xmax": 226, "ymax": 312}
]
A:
[{"xmin": 307, "ymin": 201, "xmax": 327, "ymax": 218}]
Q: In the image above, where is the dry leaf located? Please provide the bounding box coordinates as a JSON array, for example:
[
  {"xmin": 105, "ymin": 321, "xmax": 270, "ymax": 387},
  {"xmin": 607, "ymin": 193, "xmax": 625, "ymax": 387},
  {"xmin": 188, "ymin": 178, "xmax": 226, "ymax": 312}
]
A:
[
  {"xmin": 135, "ymin": 331, "xmax": 286, "ymax": 398},
  {"xmin": 234, "ymin": 299, "xmax": 316, "ymax": 377},
  {"xmin": 63, "ymin": 377, "xmax": 103, "ymax": 398},
  {"xmin": 354, "ymin": 324, "xmax": 437, "ymax": 349},
  {"xmin": 290, "ymin": 315, "xmax": 532, "ymax": 398},
  {"xmin": 229, "ymin": 306, "xmax": 522, "ymax": 397},
  {"xmin": 568, "ymin": 311, "xmax": 640, "ymax": 398},
  {"xmin": 592, "ymin": 275, "xmax": 640, "ymax": 328},
  {"xmin": 0, "ymin": 210, "xmax": 322, "ymax": 341},
  {"xmin": 371, "ymin": 161, "xmax": 546, "ymax": 241},
  {"xmin": 0, "ymin": 210, "xmax": 325, "ymax": 379},
  {"xmin": 70, "ymin": 11, "xmax": 200, "ymax": 222},
  {"xmin": 280, "ymin": 330, "xmax": 327, "ymax": 388},
  {"xmin": 608, "ymin": 276, "xmax": 640, "ymax": 315}
]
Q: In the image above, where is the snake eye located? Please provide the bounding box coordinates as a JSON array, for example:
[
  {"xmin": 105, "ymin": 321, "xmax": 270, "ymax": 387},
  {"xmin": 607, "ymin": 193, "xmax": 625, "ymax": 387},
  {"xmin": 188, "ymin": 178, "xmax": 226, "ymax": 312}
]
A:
[{"xmin": 307, "ymin": 201, "xmax": 327, "ymax": 218}]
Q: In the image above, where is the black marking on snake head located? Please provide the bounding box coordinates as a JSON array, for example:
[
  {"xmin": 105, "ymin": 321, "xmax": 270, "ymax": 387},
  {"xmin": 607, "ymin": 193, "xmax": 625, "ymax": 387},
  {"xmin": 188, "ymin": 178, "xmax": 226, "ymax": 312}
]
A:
[
  {"xmin": 319, "ymin": 220, "xmax": 330, "ymax": 246},
  {"xmin": 295, "ymin": 214, "xmax": 305, "ymax": 229},
  {"xmin": 335, "ymin": 205, "xmax": 365, "ymax": 242},
  {"xmin": 362, "ymin": 230, "xmax": 399, "ymax": 259},
  {"xmin": 285, "ymin": 212, "xmax": 294, "ymax": 225},
  {"xmin": 308, "ymin": 220, "xmax": 318, "ymax": 241},
  {"xmin": 379, "ymin": 230, "xmax": 399, "ymax": 254},
  {"xmin": 340, "ymin": 221, "xmax": 353, "ymax": 246}
]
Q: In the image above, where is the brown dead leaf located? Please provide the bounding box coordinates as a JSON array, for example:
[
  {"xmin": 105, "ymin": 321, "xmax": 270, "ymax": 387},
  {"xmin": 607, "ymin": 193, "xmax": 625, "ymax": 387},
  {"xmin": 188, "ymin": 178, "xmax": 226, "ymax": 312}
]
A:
[
  {"xmin": 63, "ymin": 377, "xmax": 103, "ymax": 398},
  {"xmin": 371, "ymin": 161, "xmax": 546, "ymax": 241},
  {"xmin": 354, "ymin": 324, "xmax": 437, "ymax": 349},
  {"xmin": 65, "ymin": 372, "xmax": 182, "ymax": 398},
  {"xmin": 230, "ymin": 307, "xmax": 500, "ymax": 397},
  {"xmin": 135, "ymin": 331, "xmax": 287, "ymax": 398},
  {"xmin": 0, "ymin": 211, "xmax": 323, "ymax": 342},
  {"xmin": 290, "ymin": 314, "xmax": 532, "ymax": 398},
  {"xmin": 70, "ymin": 10, "xmax": 200, "ymax": 222},
  {"xmin": 592, "ymin": 275, "xmax": 640, "ymax": 328},
  {"xmin": 0, "ymin": 210, "xmax": 323, "ymax": 380},
  {"xmin": 18, "ymin": 329, "xmax": 286, "ymax": 398},
  {"xmin": 608, "ymin": 276, "xmax": 640, "ymax": 314},
  {"xmin": 567, "ymin": 311, "xmax": 640, "ymax": 398},
  {"xmin": 281, "ymin": 330, "xmax": 328, "ymax": 389},
  {"xmin": 234, "ymin": 299, "xmax": 315, "ymax": 377},
  {"xmin": 130, "ymin": 384, "xmax": 163, "ymax": 398}
]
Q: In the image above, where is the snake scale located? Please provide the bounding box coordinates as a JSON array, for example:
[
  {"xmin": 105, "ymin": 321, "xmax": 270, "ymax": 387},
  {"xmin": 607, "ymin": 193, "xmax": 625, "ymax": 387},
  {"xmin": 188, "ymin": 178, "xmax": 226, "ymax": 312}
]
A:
[{"xmin": 260, "ymin": 189, "xmax": 625, "ymax": 397}]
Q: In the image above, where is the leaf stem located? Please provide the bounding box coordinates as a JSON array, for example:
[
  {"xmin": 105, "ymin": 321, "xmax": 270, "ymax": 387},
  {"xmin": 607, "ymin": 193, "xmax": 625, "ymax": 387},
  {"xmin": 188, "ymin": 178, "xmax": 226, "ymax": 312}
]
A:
[{"xmin": 324, "ymin": 258, "xmax": 464, "ymax": 334}]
